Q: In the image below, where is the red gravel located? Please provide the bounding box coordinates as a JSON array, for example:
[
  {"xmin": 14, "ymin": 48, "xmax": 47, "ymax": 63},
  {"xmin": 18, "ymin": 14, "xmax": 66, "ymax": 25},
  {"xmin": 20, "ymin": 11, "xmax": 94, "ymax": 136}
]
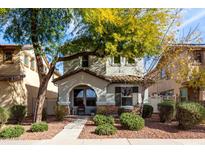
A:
[
  {"xmin": 79, "ymin": 114, "xmax": 205, "ymax": 139},
  {"xmin": 0, "ymin": 116, "xmax": 75, "ymax": 140}
]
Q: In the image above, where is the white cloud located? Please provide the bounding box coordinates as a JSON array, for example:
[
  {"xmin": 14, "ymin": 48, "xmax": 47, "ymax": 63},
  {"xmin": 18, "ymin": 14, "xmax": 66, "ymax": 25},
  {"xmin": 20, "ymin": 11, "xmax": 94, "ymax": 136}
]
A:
[{"xmin": 178, "ymin": 9, "xmax": 205, "ymax": 30}]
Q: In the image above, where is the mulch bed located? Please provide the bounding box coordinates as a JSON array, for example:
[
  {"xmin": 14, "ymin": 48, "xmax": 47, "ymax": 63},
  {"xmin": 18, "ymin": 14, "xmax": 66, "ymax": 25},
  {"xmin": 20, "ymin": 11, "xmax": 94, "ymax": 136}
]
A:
[
  {"xmin": 0, "ymin": 116, "xmax": 76, "ymax": 140},
  {"xmin": 79, "ymin": 114, "xmax": 205, "ymax": 139}
]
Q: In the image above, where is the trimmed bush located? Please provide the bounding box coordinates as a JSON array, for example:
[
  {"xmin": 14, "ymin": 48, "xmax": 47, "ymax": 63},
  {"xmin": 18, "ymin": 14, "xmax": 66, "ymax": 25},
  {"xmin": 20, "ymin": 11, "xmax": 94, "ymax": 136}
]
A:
[
  {"xmin": 0, "ymin": 125, "xmax": 24, "ymax": 139},
  {"xmin": 31, "ymin": 122, "xmax": 48, "ymax": 132},
  {"xmin": 120, "ymin": 113, "xmax": 145, "ymax": 131},
  {"xmin": 0, "ymin": 107, "xmax": 9, "ymax": 128},
  {"xmin": 158, "ymin": 100, "xmax": 175, "ymax": 122},
  {"xmin": 95, "ymin": 123, "xmax": 117, "ymax": 135},
  {"xmin": 142, "ymin": 104, "xmax": 153, "ymax": 118},
  {"xmin": 10, "ymin": 105, "xmax": 26, "ymax": 123},
  {"xmin": 176, "ymin": 102, "xmax": 205, "ymax": 130},
  {"xmin": 54, "ymin": 105, "xmax": 68, "ymax": 121},
  {"xmin": 93, "ymin": 114, "xmax": 114, "ymax": 126}
]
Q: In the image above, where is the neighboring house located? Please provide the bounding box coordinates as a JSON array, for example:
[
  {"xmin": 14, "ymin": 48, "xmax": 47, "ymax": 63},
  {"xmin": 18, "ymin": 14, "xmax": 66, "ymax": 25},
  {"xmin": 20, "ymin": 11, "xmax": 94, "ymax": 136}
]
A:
[
  {"xmin": 53, "ymin": 55, "xmax": 149, "ymax": 115},
  {"xmin": 0, "ymin": 45, "xmax": 60, "ymax": 115},
  {"xmin": 148, "ymin": 44, "xmax": 205, "ymax": 105}
]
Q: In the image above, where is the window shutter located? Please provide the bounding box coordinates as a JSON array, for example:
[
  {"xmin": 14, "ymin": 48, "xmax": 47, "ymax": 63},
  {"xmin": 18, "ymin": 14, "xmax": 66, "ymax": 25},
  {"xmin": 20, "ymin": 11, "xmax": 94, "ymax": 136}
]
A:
[
  {"xmin": 132, "ymin": 87, "xmax": 138, "ymax": 93},
  {"xmin": 115, "ymin": 87, "xmax": 121, "ymax": 106}
]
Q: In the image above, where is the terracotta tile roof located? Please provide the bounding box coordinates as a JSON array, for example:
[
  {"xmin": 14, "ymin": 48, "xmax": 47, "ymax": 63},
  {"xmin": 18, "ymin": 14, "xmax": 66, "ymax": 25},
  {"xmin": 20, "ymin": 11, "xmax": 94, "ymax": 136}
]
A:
[
  {"xmin": 53, "ymin": 68, "xmax": 110, "ymax": 83},
  {"xmin": 0, "ymin": 75, "xmax": 25, "ymax": 81},
  {"xmin": 106, "ymin": 75, "xmax": 144, "ymax": 83},
  {"xmin": 53, "ymin": 68, "xmax": 144, "ymax": 84}
]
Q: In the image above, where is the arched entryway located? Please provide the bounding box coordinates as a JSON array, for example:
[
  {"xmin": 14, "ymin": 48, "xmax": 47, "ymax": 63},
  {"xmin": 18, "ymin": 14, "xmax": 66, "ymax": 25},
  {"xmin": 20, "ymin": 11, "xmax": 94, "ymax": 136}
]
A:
[{"xmin": 71, "ymin": 85, "xmax": 97, "ymax": 115}]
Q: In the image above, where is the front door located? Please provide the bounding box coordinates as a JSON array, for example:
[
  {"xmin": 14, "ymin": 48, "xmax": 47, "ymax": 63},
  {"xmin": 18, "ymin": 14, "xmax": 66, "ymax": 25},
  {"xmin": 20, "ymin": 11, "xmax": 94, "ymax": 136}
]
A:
[{"xmin": 73, "ymin": 86, "xmax": 97, "ymax": 115}]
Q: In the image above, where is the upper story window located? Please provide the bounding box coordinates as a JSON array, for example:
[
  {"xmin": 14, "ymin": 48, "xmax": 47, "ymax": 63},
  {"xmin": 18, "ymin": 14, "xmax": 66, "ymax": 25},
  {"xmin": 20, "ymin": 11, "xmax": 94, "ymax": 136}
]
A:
[
  {"xmin": 3, "ymin": 51, "xmax": 13, "ymax": 62},
  {"xmin": 127, "ymin": 57, "xmax": 135, "ymax": 64},
  {"xmin": 82, "ymin": 55, "xmax": 89, "ymax": 67},
  {"xmin": 193, "ymin": 51, "xmax": 202, "ymax": 63},
  {"xmin": 30, "ymin": 58, "xmax": 35, "ymax": 70},
  {"xmin": 24, "ymin": 54, "xmax": 29, "ymax": 66},
  {"xmin": 113, "ymin": 56, "xmax": 121, "ymax": 64},
  {"xmin": 160, "ymin": 68, "xmax": 166, "ymax": 79}
]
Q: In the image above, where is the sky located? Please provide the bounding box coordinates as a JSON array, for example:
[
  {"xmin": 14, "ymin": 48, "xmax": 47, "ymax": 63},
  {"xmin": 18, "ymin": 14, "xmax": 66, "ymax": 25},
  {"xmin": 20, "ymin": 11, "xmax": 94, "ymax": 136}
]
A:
[{"xmin": 1, "ymin": 9, "xmax": 205, "ymax": 74}]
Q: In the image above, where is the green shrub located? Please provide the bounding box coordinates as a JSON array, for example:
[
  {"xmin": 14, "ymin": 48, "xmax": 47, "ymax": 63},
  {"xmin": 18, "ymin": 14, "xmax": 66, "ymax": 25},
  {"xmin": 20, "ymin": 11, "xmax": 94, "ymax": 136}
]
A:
[
  {"xmin": 0, "ymin": 125, "xmax": 24, "ymax": 139},
  {"xmin": 93, "ymin": 114, "xmax": 114, "ymax": 126},
  {"xmin": 96, "ymin": 106, "xmax": 107, "ymax": 115},
  {"xmin": 176, "ymin": 102, "xmax": 205, "ymax": 129},
  {"xmin": 0, "ymin": 107, "xmax": 9, "ymax": 128},
  {"xmin": 120, "ymin": 113, "xmax": 144, "ymax": 131},
  {"xmin": 142, "ymin": 104, "xmax": 153, "ymax": 118},
  {"xmin": 158, "ymin": 100, "xmax": 175, "ymax": 122},
  {"xmin": 10, "ymin": 105, "xmax": 26, "ymax": 123},
  {"xmin": 95, "ymin": 123, "xmax": 117, "ymax": 135},
  {"xmin": 31, "ymin": 122, "xmax": 48, "ymax": 132},
  {"xmin": 54, "ymin": 105, "xmax": 68, "ymax": 121}
]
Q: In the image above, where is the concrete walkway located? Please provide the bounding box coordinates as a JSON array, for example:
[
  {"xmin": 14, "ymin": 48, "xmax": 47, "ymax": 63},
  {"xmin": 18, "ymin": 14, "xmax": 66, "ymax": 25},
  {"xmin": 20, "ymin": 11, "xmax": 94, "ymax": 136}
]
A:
[{"xmin": 1, "ymin": 117, "xmax": 205, "ymax": 145}]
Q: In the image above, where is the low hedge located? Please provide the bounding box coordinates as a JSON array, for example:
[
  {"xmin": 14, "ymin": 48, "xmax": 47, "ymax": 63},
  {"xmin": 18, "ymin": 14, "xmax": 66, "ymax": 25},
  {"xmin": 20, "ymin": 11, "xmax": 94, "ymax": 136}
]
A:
[
  {"xmin": 158, "ymin": 100, "xmax": 175, "ymax": 122},
  {"xmin": 93, "ymin": 114, "xmax": 114, "ymax": 126},
  {"xmin": 142, "ymin": 104, "xmax": 153, "ymax": 118},
  {"xmin": 10, "ymin": 105, "xmax": 27, "ymax": 123},
  {"xmin": 0, "ymin": 125, "xmax": 24, "ymax": 139},
  {"xmin": 54, "ymin": 105, "xmax": 68, "ymax": 121},
  {"xmin": 176, "ymin": 102, "xmax": 205, "ymax": 130},
  {"xmin": 95, "ymin": 123, "xmax": 117, "ymax": 135},
  {"xmin": 120, "ymin": 113, "xmax": 144, "ymax": 131},
  {"xmin": 0, "ymin": 107, "xmax": 9, "ymax": 128},
  {"xmin": 31, "ymin": 122, "xmax": 48, "ymax": 132}
]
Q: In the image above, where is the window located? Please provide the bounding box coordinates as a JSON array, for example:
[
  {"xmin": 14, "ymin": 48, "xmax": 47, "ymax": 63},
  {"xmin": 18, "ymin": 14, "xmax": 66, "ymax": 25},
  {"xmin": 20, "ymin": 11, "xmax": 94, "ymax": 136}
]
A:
[
  {"xmin": 121, "ymin": 87, "xmax": 133, "ymax": 106},
  {"xmin": 82, "ymin": 55, "xmax": 89, "ymax": 67},
  {"xmin": 30, "ymin": 58, "xmax": 35, "ymax": 70},
  {"xmin": 74, "ymin": 89, "xmax": 84, "ymax": 106},
  {"xmin": 127, "ymin": 57, "xmax": 135, "ymax": 64},
  {"xmin": 3, "ymin": 51, "xmax": 13, "ymax": 62},
  {"xmin": 24, "ymin": 55, "xmax": 29, "ymax": 66},
  {"xmin": 180, "ymin": 88, "xmax": 188, "ymax": 102},
  {"xmin": 86, "ymin": 89, "xmax": 96, "ymax": 106},
  {"xmin": 194, "ymin": 51, "xmax": 202, "ymax": 63},
  {"xmin": 160, "ymin": 69, "xmax": 166, "ymax": 79},
  {"xmin": 113, "ymin": 56, "xmax": 121, "ymax": 64},
  {"xmin": 115, "ymin": 87, "xmax": 138, "ymax": 106}
]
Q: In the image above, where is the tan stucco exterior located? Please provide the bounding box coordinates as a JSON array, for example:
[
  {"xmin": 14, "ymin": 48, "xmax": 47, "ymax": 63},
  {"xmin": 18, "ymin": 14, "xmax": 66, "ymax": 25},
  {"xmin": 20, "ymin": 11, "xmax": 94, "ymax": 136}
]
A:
[
  {"xmin": 0, "ymin": 45, "xmax": 60, "ymax": 115},
  {"xmin": 148, "ymin": 45, "xmax": 205, "ymax": 103}
]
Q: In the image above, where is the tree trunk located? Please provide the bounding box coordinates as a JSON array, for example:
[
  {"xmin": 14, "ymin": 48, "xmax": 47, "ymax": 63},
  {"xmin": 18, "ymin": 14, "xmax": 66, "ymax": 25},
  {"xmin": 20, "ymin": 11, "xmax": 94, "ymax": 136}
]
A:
[
  {"xmin": 33, "ymin": 78, "xmax": 49, "ymax": 122},
  {"xmin": 140, "ymin": 85, "xmax": 146, "ymax": 116}
]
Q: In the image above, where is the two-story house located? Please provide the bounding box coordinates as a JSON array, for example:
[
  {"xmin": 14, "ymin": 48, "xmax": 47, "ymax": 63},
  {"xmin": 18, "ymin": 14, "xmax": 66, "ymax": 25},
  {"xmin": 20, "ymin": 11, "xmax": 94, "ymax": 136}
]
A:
[
  {"xmin": 148, "ymin": 44, "xmax": 205, "ymax": 104},
  {"xmin": 0, "ymin": 45, "xmax": 60, "ymax": 115},
  {"xmin": 53, "ymin": 55, "xmax": 148, "ymax": 115}
]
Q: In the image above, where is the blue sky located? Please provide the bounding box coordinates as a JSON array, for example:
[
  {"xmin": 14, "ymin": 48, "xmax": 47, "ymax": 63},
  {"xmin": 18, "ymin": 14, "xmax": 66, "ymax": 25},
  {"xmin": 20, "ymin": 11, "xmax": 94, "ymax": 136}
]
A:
[{"xmin": 1, "ymin": 9, "xmax": 205, "ymax": 73}]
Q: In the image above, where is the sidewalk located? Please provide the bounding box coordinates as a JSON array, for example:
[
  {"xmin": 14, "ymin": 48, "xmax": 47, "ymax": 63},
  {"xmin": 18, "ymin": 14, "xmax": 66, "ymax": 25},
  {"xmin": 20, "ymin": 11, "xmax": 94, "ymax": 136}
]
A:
[{"xmin": 1, "ymin": 117, "xmax": 205, "ymax": 145}]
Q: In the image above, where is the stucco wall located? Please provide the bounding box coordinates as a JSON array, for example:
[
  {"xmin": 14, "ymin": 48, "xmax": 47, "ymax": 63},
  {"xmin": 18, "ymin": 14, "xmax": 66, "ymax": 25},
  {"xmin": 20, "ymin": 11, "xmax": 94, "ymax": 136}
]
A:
[
  {"xmin": 56, "ymin": 71, "xmax": 109, "ymax": 105},
  {"xmin": 106, "ymin": 57, "xmax": 144, "ymax": 76},
  {"xmin": 0, "ymin": 49, "xmax": 22, "ymax": 76},
  {"xmin": 0, "ymin": 80, "xmax": 27, "ymax": 108},
  {"xmin": 148, "ymin": 79, "xmax": 181, "ymax": 98}
]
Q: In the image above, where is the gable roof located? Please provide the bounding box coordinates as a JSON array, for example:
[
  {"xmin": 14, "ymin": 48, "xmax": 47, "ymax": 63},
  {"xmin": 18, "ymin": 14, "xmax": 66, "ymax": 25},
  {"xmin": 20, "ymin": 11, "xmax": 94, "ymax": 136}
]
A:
[
  {"xmin": 53, "ymin": 68, "xmax": 111, "ymax": 83},
  {"xmin": 53, "ymin": 68, "xmax": 145, "ymax": 84}
]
